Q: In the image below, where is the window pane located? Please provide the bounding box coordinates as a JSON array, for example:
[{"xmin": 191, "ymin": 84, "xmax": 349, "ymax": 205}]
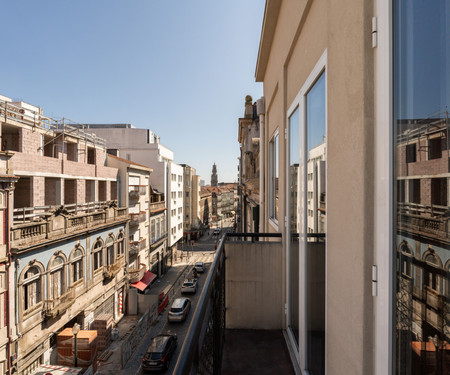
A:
[
  {"xmin": 306, "ymin": 71, "xmax": 326, "ymax": 375},
  {"xmin": 394, "ymin": 2, "xmax": 450, "ymax": 374}
]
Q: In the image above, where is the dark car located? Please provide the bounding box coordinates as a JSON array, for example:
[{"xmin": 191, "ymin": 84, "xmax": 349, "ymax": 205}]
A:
[{"xmin": 142, "ymin": 333, "xmax": 177, "ymax": 372}]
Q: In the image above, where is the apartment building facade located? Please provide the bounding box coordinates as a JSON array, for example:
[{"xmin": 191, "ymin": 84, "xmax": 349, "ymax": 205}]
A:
[
  {"xmin": 149, "ymin": 186, "xmax": 167, "ymax": 276},
  {"xmin": 105, "ymin": 154, "xmax": 160, "ymax": 283},
  {"xmin": 0, "ymin": 97, "xmax": 128, "ymax": 375},
  {"xmin": 181, "ymin": 165, "xmax": 201, "ymax": 241},
  {"xmin": 252, "ymin": 0, "xmax": 450, "ymax": 374},
  {"xmin": 81, "ymin": 125, "xmax": 183, "ymax": 267}
]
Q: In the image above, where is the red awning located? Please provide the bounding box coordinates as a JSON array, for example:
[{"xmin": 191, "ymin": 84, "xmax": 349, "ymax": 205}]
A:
[{"xmin": 130, "ymin": 271, "xmax": 157, "ymax": 291}]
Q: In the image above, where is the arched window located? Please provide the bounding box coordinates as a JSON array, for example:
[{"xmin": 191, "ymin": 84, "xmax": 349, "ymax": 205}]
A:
[
  {"xmin": 70, "ymin": 246, "xmax": 84, "ymax": 284},
  {"xmin": 400, "ymin": 241, "xmax": 413, "ymax": 278},
  {"xmin": 117, "ymin": 231, "xmax": 124, "ymax": 257},
  {"xmin": 23, "ymin": 266, "xmax": 42, "ymax": 311},
  {"xmin": 48, "ymin": 255, "xmax": 65, "ymax": 300},
  {"xmin": 106, "ymin": 235, "xmax": 115, "ymax": 265},
  {"xmin": 424, "ymin": 252, "xmax": 442, "ymax": 293},
  {"xmin": 93, "ymin": 239, "xmax": 103, "ymax": 271}
]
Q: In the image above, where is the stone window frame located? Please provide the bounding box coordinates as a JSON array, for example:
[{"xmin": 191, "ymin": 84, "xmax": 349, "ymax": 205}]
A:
[
  {"xmin": 69, "ymin": 244, "xmax": 85, "ymax": 286},
  {"xmin": 399, "ymin": 240, "xmax": 414, "ymax": 279},
  {"xmin": 18, "ymin": 261, "xmax": 45, "ymax": 319},
  {"xmin": 47, "ymin": 251, "xmax": 68, "ymax": 301},
  {"xmin": 105, "ymin": 233, "xmax": 116, "ymax": 266},
  {"xmin": 117, "ymin": 230, "xmax": 125, "ymax": 258},
  {"xmin": 422, "ymin": 248, "xmax": 443, "ymax": 294},
  {"xmin": 92, "ymin": 238, "xmax": 104, "ymax": 274}
]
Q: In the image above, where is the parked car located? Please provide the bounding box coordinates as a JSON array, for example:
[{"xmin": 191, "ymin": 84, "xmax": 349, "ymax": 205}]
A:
[
  {"xmin": 181, "ymin": 279, "xmax": 198, "ymax": 294},
  {"xmin": 168, "ymin": 297, "xmax": 191, "ymax": 322},
  {"xmin": 194, "ymin": 262, "xmax": 205, "ymax": 273},
  {"xmin": 142, "ymin": 333, "xmax": 177, "ymax": 372}
]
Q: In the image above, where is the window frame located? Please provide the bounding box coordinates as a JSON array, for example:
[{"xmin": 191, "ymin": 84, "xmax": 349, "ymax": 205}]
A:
[
  {"xmin": 285, "ymin": 49, "xmax": 327, "ymax": 370},
  {"xmin": 70, "ymin": 245, "xmax": 85, "ymax": 285},
  {"xmin": 268, "ymin": 131, "xmax": 279, "ymax": 228}
]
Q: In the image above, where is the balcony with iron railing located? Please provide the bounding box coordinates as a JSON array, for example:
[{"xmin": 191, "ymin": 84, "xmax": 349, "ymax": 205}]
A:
[
  {"xmin": 173, "ymin": 233, "xmax": 296, "ymax": 375},
  {"xmin": 43, "ymin": 288, "xmax": 75, "ymax": 319},
  {"xmin": 129, "ymin": 238, "xmax": 146, "ymax": 256},
  {"xmin": 129, "ymin": 211, "xmax": 146, "ymax": 226},
  {"xmin": 129, "ymin": 185, "xmax": 147, "ymax": 198},
  {"xmin": 150, "ymin": 232, "xmax": 168, "ymax": 246},
  {"xmin": 103, "ymin": 259, "xmax": 124, "ymax": 279}
]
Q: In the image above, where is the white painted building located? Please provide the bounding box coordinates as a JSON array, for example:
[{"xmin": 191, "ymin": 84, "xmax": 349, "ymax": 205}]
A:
[
  {"xmin": 81, "ymin": 124, "xmax": 184, "ymax": 265},
  {"xmin": 306, "ymin": 141, "xmax": 326, "ymax": 234}
]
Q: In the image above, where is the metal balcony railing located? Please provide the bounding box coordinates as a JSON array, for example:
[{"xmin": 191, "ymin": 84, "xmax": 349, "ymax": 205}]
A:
[
  {"xmin": 129, "ymin": 185, "xmax": 147, "ymax": 198},
  {"xmin": 173, "ymin": 232, "xmax": 282, "ymax": 375},
  {"xmin": 43, "ymin": 288, "xmax": 75, "ymax": 319}
]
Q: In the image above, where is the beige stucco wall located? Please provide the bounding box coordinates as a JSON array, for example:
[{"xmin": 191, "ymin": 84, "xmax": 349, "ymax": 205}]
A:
[
  {"xmin": 225, "ymin": 241, "xmax": 283, "ymax": 329},
  {"xmin": 258, "ymin": 0, "xmax": 375, "ymax": 373}
]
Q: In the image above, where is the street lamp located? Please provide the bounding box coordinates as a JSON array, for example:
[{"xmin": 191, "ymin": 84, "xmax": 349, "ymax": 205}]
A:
[{"xmin": 72, "ymin": 323, "xmax": 80, "ymax": 368}]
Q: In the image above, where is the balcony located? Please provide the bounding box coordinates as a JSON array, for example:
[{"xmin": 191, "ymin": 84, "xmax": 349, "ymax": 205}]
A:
[
  {"xmin": 43, "ymin": 289, "xmax": 75, "ymax": 319},
  {"xmin": 103, "ymin": 260, "xmax": 123, "ymax": 279},
  {"xmin": 11, "ymin": 202, "xmax": 128, "ymax": 249},
  {"xmin": 129, "ymin": 185, "xmax": 147, "ymax": 198},
  {"xmin": 129, "ymin": 211, "xmax": 146, "ymax": 226},
  {"xmin": 129, "ymin": 238, "xmax": 146, "ymax": 256},
  {"xmin": 150, "ymin": 232, "xmax": 168, "ymax": 246},
  {"xmin": 128, "ymin": 263, "xmax": 146, "ymax": 283},
  {"xmin": 397, "ymin": 202, "xmax": 449, "ymax": 239},
  {"xmin": 173, "ymin": 233, "xmax": 295, "ymax": 375},
  {"xmin": 149, "ymin": 201, "xmax": 166, "ymax": 214}
]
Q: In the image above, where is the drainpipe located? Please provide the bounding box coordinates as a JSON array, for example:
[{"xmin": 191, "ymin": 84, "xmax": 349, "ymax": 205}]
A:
[
  {"xmin": 4, "ymin": 186, "xmax": 14, "ymax": 375},
  {"xmin": 256, "ymin": 97, "xmax": 265, "ymax": 232}
]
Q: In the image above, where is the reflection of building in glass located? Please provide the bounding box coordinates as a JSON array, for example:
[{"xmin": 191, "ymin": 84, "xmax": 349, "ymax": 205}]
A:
[
  {"xmin": 289, "ymin": 164, "xmax": 299, "ymax": 233},
  {"xmin": 307, "ymin": 141, "xmax": 326, "ymax": 234},
  {"xmin": 395, "ymin": 115, "xmax": 450, "ymax": 373}
]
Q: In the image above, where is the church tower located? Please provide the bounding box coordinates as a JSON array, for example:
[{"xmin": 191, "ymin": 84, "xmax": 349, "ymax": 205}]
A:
[{"xmin": 211, "ymin": 163, "xmax": 218, "ymax": 187}]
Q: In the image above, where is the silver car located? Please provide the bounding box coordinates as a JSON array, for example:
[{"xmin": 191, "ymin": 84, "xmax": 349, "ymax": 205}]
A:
[
  {"xmin": 181, "ymin": 279, "xmax": 198, "ymax": 294},
  {"xmin": 168, "ymin": 297, "xmax": 191, "ymax": 322}
]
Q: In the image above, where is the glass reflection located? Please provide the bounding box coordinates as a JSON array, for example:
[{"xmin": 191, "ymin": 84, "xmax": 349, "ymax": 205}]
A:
[
  {"xmin": 306, "ymin": 71, "xmax": 326, "ymax": 375},
  {"xmin": 289, "ymin": 107, "xmax": 300, "ymax": 345},
  {"xmin": 394, "ymin": 1, "xmax": 450, "ymax": 374}
]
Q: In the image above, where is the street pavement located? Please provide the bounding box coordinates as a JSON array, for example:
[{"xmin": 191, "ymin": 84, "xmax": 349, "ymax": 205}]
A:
[{"xmin": 96, "ymin": 224, "xmax": 227, "ymax": 375}]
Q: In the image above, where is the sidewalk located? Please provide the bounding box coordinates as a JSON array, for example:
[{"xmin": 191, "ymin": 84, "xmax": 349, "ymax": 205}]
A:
[{"xmin": 96, "ymin": 258, "xmax": 193, "ymax": 375}]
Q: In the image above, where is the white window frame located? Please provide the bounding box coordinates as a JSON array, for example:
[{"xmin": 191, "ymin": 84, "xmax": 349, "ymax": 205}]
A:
[
  {"xmin": 373, "ymin": 1, "xmax": 392, "ymax": 374},
  {"xmin": 286, "ymin": 49, "xmax": 327, "ymax": 371},
  {"xmin": 268, "ymin": 131, "xmax": 279, "ymax": 229}
]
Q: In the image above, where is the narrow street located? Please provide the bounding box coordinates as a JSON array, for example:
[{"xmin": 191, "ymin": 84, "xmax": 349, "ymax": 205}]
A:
[{"xmin": 111, "ymin": 219, "xmax": 233, "ymax": 375}]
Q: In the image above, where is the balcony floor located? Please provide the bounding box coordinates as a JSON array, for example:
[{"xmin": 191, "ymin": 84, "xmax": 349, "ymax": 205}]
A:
[{"xmin": 221, "ymin": 329, "xmax": 295, "ymax": 375}]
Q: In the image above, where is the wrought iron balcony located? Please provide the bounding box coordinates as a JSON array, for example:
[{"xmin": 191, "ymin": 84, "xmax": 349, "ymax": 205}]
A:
[
  {"xmin": 103, "ymin": 260, "xmax": 123, "ymax": 279},
  {"xmin": 129, "ymin": 238, "xmax": 146, "ymax": 257},
  {"xmin": 43, "ymin": 289, "xmax": 75, "ymax": 319},
  {"xmin": 129, "ymin": 185, "xmax": 147, "ymax": 198}
]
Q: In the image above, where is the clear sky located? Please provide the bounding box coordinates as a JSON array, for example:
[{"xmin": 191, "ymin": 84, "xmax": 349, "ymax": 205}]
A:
[{"xmin": 2, "ymin": 0, "xmax": 265, "ymax": 183}]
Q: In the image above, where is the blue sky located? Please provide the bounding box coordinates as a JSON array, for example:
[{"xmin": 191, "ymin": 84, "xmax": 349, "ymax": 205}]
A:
[{"xmin": 2, "ymin": 0, "xmax": 265, "ymax": 183}]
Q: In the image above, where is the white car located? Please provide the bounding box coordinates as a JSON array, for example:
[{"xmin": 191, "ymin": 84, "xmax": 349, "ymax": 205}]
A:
[
  {"xmin": 194, "ymin": 262, "xmax": 205, "ymax": 273},
  {"xmin": 168, "ymin": 297, "xmax": 191, "ymax": 322},
  {"xmin": 181, "ymin": 279, "xmax": 198, "ymax": 294}
]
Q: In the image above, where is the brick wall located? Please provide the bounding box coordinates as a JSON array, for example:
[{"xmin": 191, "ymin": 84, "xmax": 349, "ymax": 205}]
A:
[
  {"xmin": 76, "ymin": 179, "xmax": 86, "ymax": 204},
  {"xmin": 20, "ymin": 128, "xmax": 41, "ymax": 155},
  {"xmin": 420, "ymin": 178, "xmax": 431, "ymax": 206},
  {"xmin": 31, "ymin": 176, "xmax": 45, "ymax": 206}
]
